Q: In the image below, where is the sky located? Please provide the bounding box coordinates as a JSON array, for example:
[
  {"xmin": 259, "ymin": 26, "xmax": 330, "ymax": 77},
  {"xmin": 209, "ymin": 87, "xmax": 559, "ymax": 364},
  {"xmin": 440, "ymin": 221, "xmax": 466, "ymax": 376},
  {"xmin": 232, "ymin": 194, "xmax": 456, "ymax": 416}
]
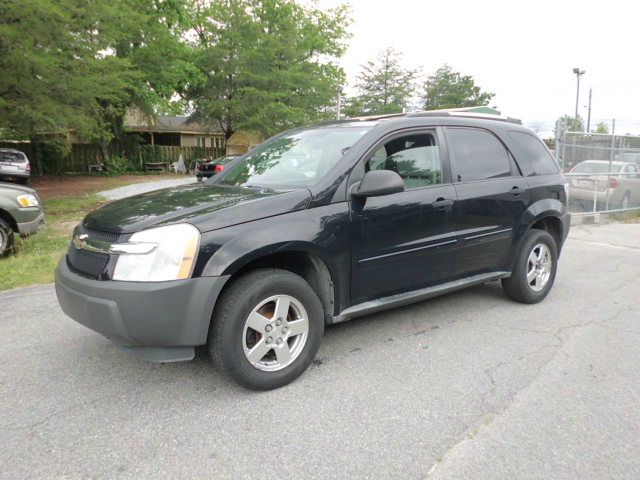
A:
[{"xmin": 318, "ymin": 0, "xmax": 640, "ymax": 137}]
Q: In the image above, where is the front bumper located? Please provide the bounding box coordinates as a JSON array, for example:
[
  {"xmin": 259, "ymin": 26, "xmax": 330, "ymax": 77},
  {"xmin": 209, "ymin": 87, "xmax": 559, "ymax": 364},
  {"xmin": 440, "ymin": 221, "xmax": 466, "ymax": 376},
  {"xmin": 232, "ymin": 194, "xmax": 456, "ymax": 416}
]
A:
[
  {"xmin": 17, "ymin": 211, "xmax": 45, "ymax": 236},
  {"xmin": 55, "ymin": 258, "xmax": 230, "ymax": 360}
]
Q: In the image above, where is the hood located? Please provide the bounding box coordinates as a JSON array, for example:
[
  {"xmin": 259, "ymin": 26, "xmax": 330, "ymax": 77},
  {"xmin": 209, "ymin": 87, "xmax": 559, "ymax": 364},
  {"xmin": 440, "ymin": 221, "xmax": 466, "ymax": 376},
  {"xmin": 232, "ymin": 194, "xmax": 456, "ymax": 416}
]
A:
[
  {"xmin": 0, "ymin": 183, "xmax": 37, "ymax": 195},
  {"xmin": 83, "ymin": 183, "xmax": 311, "ymax": 234}
]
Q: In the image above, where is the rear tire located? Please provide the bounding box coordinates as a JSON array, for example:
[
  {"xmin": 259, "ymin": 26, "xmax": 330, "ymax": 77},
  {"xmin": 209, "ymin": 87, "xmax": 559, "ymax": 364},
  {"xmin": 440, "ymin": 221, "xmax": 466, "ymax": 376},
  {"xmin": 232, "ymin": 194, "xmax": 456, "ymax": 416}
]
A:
[
  {"xmin": 0, "ymin": 217, "xmax": 16, "ymax": 257},
  {"xmin": 209, "ymin": 268, "xmax": 324, "ymax": 390},
  {"xmin": 502, "ymin": 229, "xmax": 558, "ymax": 304}
]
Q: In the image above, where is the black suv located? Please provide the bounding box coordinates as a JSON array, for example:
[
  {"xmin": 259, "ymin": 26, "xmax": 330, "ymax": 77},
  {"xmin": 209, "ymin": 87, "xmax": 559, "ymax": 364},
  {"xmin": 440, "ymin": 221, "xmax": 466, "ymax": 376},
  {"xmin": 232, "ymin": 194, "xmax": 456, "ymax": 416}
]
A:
[{"xmin": 56, "ymin": 113, "xmax": 570, "ymax": 390}]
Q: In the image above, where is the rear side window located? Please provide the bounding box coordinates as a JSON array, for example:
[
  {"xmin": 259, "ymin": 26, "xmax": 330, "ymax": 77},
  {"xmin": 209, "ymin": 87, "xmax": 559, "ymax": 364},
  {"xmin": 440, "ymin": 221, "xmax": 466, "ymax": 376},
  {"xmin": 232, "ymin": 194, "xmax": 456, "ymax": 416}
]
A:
[
  {"xmin": 447, "ymin": 128, "xmax": 513, "ymax": 182},
  {"xmin": 509, "ymin": 131, "xmax": 559, "ymax": 175}
]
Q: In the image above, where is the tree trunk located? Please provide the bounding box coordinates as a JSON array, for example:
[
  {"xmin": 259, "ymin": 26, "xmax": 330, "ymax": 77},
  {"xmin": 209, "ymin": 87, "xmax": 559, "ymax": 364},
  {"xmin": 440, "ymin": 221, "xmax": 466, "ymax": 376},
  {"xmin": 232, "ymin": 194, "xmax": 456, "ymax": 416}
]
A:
[
  {"xmin": 29, "ymin": 135, "xmax": 43, "ymax": 176},
  {"xmin": 100, "ymin": 138, "xmax": 110, "ymax": 164}
]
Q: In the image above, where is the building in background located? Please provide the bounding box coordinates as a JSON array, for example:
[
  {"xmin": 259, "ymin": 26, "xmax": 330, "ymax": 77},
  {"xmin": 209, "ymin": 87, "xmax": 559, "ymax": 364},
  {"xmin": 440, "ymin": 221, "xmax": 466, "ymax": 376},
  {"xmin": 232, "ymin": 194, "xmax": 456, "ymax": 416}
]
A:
[
  {"xmin": 124, "ymin": 110, "xmax": 225, "ymax": 149},
  {"xmin": 226, "ymin": 131, "xmax": 263, "ymax": 155}
]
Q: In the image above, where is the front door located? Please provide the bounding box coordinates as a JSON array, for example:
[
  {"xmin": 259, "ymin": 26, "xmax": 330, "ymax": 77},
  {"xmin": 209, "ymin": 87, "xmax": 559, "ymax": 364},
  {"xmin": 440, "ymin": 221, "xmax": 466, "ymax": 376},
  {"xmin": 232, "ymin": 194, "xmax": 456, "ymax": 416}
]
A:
[{"xmin": 350, "ymin": 129, "xmax": 458, "ymax": 305}]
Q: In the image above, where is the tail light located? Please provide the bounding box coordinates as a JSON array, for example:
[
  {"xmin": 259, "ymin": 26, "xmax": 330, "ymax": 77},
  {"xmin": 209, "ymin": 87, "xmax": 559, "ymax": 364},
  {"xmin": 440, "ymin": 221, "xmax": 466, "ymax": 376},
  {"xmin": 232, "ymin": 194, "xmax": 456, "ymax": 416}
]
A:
[
  {"xmin": 214, "ymin": 165, "xmax": 225, "ymax": 173},
  {"xmin": 25, "ymin": 162, "xmax": 31, "ymax": 171},
  {"xmin": 609, "ymin": 178, "xmax": 618, "ymax": 189},
  {"xmin": 195, "ymin": 162, "xmax": 200, "ymax": 172}
]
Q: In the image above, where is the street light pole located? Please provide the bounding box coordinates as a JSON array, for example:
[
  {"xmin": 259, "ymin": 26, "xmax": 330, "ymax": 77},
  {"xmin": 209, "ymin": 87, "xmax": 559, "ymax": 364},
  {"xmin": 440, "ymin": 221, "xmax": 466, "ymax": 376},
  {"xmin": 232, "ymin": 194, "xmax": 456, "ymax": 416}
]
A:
[
  {"xmin": 586, "ymin": 88, "xmax": 592, "ymax": 133},
  {"xmin": 573, "ymin": 67, "xmax": 585, "ymax": 119}
]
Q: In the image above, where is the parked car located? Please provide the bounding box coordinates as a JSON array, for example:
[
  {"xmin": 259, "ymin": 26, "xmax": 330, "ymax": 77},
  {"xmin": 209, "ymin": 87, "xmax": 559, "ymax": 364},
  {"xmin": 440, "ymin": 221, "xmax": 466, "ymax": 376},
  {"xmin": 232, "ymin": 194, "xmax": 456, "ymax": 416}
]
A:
[
  {"xmin": 567, "ymin": 160, "xmax": 640, "ymax": 209},
  {"xmin": 0, "ymin": 149, "xmax": 31, "ymax": 185},
  {"xmin": 0, "ymin": 183, "xmax": 44, "ymax": 256},
  {"xmin": 194, "ymin": 154, "xmax": 239, "ymax": 181},
  {"xmin": 55, "ymin": 112, "xmax": 570, "ymax": 390}
]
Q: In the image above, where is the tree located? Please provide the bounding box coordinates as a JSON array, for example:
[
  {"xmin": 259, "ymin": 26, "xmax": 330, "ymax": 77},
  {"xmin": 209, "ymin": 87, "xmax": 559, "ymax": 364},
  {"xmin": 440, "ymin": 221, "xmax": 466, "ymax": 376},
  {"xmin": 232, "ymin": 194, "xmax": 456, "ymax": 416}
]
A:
[
  {"xmin": 0, "ymin": 0, "xmax": 195, "ymax": 163},
  {"xmin": 188, "ymin": 0, "xmax": 350, "ymax": 139},
  {"xmin": 554, "ymin": 115, "xmax": 584, "ymax": 137},
  {"xmin": 421, "ymin": 64, "xmax": 494, "ymax": 111},
  {"xmin": 594, "ymin": 121, "xmax": 609, "ymax": 134},
  {"xmin": 343, "ymin": 47, "xmax": 417, "ymax": 117}
]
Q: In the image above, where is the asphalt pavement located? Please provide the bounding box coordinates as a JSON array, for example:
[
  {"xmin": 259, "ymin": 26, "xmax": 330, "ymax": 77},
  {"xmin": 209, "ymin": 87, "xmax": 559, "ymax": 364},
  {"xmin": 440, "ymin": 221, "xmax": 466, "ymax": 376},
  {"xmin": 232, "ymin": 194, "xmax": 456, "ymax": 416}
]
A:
[{"xmin": 1, "ymin": 223, "xmax": 639, "ymax": 479}]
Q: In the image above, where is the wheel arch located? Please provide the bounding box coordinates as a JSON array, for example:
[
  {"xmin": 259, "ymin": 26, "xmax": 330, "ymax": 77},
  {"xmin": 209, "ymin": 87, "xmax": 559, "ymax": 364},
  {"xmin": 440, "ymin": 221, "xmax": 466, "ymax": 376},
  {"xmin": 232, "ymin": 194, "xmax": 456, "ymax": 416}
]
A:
[
  {"xmin": 510, "ymin": 200, "xmax": 567, "ymax": 272},
  {"xmin": 0, "ymin": 208, "xmax": 18, "ymax": 232},
  {"xmin": 213, "ymin": 245, "xmax": 338, "ymax": 324}
]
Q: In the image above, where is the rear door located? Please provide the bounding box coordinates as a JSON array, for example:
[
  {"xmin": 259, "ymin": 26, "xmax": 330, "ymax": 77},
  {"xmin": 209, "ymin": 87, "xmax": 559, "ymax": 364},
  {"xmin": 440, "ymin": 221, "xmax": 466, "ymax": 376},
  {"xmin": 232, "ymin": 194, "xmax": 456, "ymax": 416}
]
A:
[
  {"xmin": 349, "ymin": 128, "xmax": 457, "ymax": 304},
  {"xmin": 445, "ymin": 127, "xmax": 530, "ymax": 276}
]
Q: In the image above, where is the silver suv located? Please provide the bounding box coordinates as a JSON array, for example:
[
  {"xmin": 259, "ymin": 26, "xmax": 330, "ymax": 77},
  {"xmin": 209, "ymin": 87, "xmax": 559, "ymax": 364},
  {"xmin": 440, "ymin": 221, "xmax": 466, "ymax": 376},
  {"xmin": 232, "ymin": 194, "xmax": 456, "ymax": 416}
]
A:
[{"xmin": 0, "ymin": 149, "xmax": 31, "ymax": 185}]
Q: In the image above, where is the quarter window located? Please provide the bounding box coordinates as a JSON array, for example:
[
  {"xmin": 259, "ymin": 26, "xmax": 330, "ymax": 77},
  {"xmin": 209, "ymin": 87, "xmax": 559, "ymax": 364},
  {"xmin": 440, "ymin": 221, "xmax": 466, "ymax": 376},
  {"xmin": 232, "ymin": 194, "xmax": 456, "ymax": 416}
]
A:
[
  {"xmin": 447, "ymin": 128, "xmax": 513, "ymax": 182},
  {"xmin": 366, "ymin": 132, "xmax": 443, "ymax": 189},
  {"xmin": 509, "ymin": 131, "xmax": 560, "ymax": 175}
]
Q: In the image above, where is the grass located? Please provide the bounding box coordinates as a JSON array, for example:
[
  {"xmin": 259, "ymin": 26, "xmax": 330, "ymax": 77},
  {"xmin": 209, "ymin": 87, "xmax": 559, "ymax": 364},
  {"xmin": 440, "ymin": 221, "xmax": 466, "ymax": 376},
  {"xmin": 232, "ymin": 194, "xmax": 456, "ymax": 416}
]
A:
[
  {"xmin": 0, "ymin": 194, "xmax": 105, "ymax": 290},
  {"xmin": 0, "ymin": 174, "xmax": 174, "ymax": 291}
]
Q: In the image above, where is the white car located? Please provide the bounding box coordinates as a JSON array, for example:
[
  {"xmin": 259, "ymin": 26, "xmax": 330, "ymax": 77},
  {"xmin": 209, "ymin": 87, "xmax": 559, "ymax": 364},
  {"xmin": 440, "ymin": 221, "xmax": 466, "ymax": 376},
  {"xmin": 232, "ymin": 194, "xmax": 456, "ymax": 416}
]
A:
[{"xmin": 568, "ymin": 160, "xmax": 639, "ymax": 209}]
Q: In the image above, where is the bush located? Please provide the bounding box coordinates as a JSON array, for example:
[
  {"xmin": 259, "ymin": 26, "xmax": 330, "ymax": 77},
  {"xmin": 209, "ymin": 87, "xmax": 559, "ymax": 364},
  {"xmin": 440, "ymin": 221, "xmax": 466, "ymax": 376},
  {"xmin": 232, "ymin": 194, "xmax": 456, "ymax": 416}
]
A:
[{"xmin": 105, "ymin": 155, "xmax": 140, "ymax": 175}]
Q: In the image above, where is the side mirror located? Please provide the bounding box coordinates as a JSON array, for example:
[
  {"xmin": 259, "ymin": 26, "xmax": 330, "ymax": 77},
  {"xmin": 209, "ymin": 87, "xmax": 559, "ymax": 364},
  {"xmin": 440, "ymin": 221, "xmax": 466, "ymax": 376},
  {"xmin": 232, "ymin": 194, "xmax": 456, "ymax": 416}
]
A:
[{"xmin": 352, "ymin": 170, "xmax": 404, "ymax": 199}]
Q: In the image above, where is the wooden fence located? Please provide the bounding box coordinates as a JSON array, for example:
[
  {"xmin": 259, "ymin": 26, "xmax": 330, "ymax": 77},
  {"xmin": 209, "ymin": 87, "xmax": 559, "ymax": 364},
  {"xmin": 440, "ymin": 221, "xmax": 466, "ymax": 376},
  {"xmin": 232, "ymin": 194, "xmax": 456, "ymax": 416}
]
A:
[{"xmin": 0, "ymin": 141, "xmax": 225, "ymax": 174}]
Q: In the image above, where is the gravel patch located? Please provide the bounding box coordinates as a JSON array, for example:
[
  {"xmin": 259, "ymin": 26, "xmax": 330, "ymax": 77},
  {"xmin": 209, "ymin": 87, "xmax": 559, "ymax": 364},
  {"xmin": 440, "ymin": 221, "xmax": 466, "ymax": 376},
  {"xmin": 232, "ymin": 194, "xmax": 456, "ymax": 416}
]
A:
[{"xmin": 98, "ymin": 177, "xmax": 197, "ymax": 201}]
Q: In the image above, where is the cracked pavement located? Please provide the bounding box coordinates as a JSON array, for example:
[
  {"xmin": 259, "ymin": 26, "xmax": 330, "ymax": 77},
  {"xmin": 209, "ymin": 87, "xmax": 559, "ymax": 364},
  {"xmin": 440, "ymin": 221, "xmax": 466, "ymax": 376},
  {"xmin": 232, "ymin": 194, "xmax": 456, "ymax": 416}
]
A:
[{"xmin": 1, "ymin": 223, "xmax": 639, "ymax": 479}]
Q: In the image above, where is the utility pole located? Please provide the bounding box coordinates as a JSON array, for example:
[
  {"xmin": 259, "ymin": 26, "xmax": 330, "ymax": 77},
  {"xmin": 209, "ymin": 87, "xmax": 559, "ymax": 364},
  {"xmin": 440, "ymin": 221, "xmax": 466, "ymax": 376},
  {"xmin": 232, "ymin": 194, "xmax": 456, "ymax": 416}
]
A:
[
  {"xmin": 572, "ymin": 67, "xmax": 586, "ymax": 119},
  {"xmin": 336, "ymin": 90, "xmax": 342, "ymax": 120},
  {"xmin": 586, "ymin": 88, "xmax": 592, "ymax": 133}
]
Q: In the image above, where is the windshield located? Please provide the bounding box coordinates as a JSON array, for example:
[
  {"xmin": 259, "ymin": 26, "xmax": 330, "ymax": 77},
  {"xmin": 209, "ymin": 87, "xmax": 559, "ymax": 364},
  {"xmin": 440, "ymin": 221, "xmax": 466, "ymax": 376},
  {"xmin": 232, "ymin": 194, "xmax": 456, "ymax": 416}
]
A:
[
  {"xmin": 219, "ymin": 126, "xmax": 371, "ymax": 189},
  {"xmin": 572, "ymin": 162, "xmax": 623, "ymax": 174}
]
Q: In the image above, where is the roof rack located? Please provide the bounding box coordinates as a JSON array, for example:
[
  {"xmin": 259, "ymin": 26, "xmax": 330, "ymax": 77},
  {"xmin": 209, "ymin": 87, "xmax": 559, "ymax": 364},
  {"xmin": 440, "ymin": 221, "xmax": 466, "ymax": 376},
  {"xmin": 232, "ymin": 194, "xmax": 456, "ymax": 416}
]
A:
[
  {"xmin": 317, "ymin": 110, "xmax": 522, "ymax": 126},
  {"xmin": 406, "ymin": 110, "xmax": 522, "ymax": 124}
]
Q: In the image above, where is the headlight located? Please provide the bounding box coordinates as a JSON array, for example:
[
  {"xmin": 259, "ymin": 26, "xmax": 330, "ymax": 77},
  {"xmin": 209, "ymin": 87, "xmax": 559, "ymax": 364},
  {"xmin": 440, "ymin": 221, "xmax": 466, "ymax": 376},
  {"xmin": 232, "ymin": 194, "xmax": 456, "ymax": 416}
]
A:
[
  {"xmin": 112, "ymin": 224, "xmax": 200, "ymax": 282},
  {"xmin": 17, "ymin": 194, "xmax": 39, "ymax": 207}
]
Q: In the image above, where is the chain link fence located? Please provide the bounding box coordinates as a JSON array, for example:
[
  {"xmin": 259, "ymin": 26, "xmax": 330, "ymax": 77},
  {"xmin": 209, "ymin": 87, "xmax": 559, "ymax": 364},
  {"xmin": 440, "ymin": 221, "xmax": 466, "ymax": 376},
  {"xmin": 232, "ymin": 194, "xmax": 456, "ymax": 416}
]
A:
[{"xmin": 555, "ymin": 128, "xmax": 640, "ymax": 216}]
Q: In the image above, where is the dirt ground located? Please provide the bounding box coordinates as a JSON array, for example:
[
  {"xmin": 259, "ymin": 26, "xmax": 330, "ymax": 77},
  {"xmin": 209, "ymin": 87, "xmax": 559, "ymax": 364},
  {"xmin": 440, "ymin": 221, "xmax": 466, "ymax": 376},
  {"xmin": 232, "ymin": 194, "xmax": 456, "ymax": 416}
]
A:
[{"xmin": 27, "ymin": 174, "xmax": 183, "ymax": 200}]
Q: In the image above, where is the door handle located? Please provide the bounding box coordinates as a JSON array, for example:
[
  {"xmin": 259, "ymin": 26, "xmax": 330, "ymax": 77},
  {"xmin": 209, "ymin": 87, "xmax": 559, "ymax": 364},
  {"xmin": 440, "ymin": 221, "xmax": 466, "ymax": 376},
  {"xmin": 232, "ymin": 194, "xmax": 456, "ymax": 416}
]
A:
[
  {"xmin": 510, "ymin": 186, "xmax": 523, "ymax": 196},
  {"xmin": 432, "ymin": 198, "xmax": 454, "ymax": 210}
]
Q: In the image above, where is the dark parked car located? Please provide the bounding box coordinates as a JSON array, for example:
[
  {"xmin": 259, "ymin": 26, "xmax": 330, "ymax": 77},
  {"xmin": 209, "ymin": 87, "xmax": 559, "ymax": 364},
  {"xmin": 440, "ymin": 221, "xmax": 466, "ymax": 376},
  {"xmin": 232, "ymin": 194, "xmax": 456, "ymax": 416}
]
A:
[
  {"xmin": 55, "ymin": 112, "xmax": 570, "ymax": 390},
  {"xmin": 0, "ymin": 149, "xmax": 31, "ymax": 184},
  {"xmin": 0, "ymin": 183, "xmax": 44, "ymax": 256},
  {"xmin": 195, "ymin": 154, "xmax": 239, "ymax": 181}
]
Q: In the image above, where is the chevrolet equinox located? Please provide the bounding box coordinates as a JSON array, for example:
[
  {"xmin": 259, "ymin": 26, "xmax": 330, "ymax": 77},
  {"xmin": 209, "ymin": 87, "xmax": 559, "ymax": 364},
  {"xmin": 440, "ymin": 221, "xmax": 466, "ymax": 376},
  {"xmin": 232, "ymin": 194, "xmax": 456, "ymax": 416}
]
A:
[{"xmin": 56, "ymin": 112, "xmax": 570, "ymax": 390}]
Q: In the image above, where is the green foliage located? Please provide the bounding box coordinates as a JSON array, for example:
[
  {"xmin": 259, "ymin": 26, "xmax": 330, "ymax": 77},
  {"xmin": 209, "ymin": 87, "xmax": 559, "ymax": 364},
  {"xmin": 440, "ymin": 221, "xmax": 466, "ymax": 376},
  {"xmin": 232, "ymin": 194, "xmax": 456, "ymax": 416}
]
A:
[
  {"xmin": 595, "ymin": 121, "xmax": 609, "ymax": 134},
  {"xmin": 105, "ymin": 156, "xmax": 139, "ymax": 175},
  {"xmin": 188, "ymin": 0, "xmax": 350, "ymax": 139},
  {"xmin": 554, "ymin": 115, "xmax": 585, "ymax": 137},
  {"xmin": 0, "ymin": 0, "xmax": 194, "ymax": 152},
  {"xmin": 344, "ymin": 48, "xmax": 417, "ymax": 117},
  {"xmin": 421, "ymin": 64, "xmax": 494, "ymax": 111}
]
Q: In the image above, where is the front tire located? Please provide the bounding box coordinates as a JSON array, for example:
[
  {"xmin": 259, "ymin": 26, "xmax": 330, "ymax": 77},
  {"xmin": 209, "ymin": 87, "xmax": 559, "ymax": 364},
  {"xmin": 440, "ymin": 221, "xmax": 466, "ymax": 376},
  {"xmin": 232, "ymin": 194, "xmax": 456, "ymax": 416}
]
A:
[
  {"xmin": 0, "ymin": 217, "xmax": 16, "ymax": 257},
  {"xmin": 502, "ymin": 229, "xmax": 558, "ymax": 304},
  {"xmin": 209, "ymin": 268, "xmax": 324, "ymax": 390}
]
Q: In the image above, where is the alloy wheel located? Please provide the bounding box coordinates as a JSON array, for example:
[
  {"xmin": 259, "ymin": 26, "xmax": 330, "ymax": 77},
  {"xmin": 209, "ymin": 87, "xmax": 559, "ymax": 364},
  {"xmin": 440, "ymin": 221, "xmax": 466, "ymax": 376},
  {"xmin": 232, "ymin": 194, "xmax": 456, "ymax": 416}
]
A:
[
  {"xmin": 242, "ymin": 295, "xmax": 309, "ymax": 372},
  {"xmin": 527, "ymin": 243, "xmax": 552, "ymax": 292}
]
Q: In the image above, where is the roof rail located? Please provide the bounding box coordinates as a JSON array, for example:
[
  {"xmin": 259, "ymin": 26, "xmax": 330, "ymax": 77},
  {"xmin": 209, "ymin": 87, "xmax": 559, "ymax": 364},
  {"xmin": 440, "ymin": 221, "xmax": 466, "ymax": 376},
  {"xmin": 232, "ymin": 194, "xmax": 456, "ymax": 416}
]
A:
[{"xmin": 407, "ymin": 110, "xmax": 522, "ymax": 124}]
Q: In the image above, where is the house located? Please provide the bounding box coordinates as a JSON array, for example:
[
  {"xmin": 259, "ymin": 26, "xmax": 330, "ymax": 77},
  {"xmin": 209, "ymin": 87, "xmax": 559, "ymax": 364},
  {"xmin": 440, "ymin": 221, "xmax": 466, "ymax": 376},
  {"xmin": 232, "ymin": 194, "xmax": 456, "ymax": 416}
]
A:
[
  {"xmin": 226, "ymin": 131, "xmax": 263, "ymax": 155},
  {"xmin": 123, "ymin": 111, "xmax": 226, "ymax": 149}
]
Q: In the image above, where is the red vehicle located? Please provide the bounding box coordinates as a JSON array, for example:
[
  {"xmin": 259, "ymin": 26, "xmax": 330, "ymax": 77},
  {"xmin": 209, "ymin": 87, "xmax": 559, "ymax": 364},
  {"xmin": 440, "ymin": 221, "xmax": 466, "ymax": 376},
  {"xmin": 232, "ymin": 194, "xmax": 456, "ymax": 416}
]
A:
[{"xmin": 195, "ymin": 154, "xmax": 239, "ymax": 181}]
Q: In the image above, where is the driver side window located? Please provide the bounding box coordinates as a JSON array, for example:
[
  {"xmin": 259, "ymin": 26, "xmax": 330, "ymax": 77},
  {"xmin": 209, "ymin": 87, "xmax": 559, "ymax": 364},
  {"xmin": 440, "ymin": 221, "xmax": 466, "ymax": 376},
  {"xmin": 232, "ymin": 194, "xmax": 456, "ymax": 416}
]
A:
[{"xmin": 366, "ymin": 132, "xmax": 443, "ymax": 189}]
